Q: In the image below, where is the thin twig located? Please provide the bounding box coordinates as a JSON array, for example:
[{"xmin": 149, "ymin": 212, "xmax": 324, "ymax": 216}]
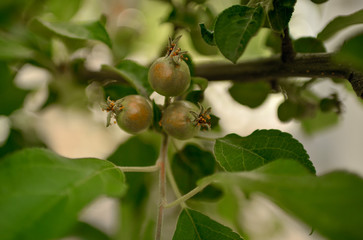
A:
[
  {"xmin": 117, "ymin": 165, "xmax": 159, "ymax": 172},
  {"xmin": 155, "ymin": 96, "xmax": 171, "ymax": 240},
  {"xmin": 165, "ymin": 180, "xmax": 212, "ymax": 208},
  {"xmin": 166, "ymin": 139, "xmax": 186, "ymax": 207},
  {"xmin": 155, "ymin": 133, "xmax": 169, "ymax": 240}
]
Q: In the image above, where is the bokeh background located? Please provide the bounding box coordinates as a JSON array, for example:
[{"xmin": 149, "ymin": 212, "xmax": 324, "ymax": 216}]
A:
[{"xmin": 1, "ymin": 0, "xmax": 363, "ymax": 239}]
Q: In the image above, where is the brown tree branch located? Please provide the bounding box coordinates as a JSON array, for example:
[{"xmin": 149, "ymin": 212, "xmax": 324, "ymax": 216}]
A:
[
  {"xmin": 194, "ymin": 53, "xmax": 363, "ymax": 98},
  {"xmin": 76, "ymin": 53, "xmax": 363, "ymax": 98},
  {"xmin": 195, "ymin": 53, "xmax": 346, "ymax": 81}
]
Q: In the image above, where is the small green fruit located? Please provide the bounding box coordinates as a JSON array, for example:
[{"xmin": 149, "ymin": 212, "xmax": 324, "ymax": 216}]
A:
[
  {"xmin": 148, "ymin": 36, "xmax": 191, "ymax": 96},
  {"xmin": 161, "ymin": 101, "xmax": 199, "ymax": 140},
  {"xmin": 116, "ymin": 95, "xmax": 153, "ymax": 134},
  {"xmin": 148, "ymin": 57, "xmax": 190, "ymax": 97}
]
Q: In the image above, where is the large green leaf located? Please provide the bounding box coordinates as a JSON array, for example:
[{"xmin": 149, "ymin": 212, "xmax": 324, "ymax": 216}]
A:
[
  {"xmin": 201, "ymin": 159, "xmax": 363, "ymax": 240},
  {"xmin": 228, "ymin": 82, "xmax": 271, "ymax": 108},
  {"xmin": 102, "ymin": 60, "xmax": 153, "ymax": 97},
  {"xmin": 173, "ymin": 208, "xmax": 243, "ymax": 240},
  {"xmin": 214, "ymin": 129, "xmax": 315, "ymax": 173},
  {"xmin": 267, "ymin": 0, "xmax": 297, "ymax": 32},
  {"xmin": 0, "ymin": 148, "xmax": 126, "ymax": 240},
  {"xmin": 317, "ymin": 9, "xmax": 363, "ymax": 41},
  {"xmin": 172, "ymin": 144, "xmax": 222, "ymax": 200},
  {"xmin": 214, "ymin": 5, "xmax": 264, "ymax": 63},
  {"xmin": 0, "ymin": 62, "xmax": 28, "ymax": 115},
  {"xmin": 32, "ymin": 18, "xmax": 112, "ymax": 48}
]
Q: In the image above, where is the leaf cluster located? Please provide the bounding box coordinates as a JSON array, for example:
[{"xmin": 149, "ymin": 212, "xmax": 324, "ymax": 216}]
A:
[{"xmin": 1, "ymin": 129, "xmax": 363, "ymax": 240}]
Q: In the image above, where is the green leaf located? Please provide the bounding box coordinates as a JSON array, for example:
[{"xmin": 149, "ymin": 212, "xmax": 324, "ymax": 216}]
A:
[
  {"xmin": 0, "ymin": 148, "xmax": 126, "ymax": 240},
  {"xmin": 191, "ymin": 77, "xmax": 208, "ymax": 91},
  {"xmin": 185, "ymin": 76, "xmax": 207, "ymax": 104},
  {"xmin": 117, "ymin": 203, "xmax": 156, "ymax": 240},
  {"xmin": 210, "ymin": 114, "xmax": 221, "ymax": 131},
  {"xmin": 265, "ymin": 30, "xmax": 281, "ymax": 53},
  {"xmin": 334, "ymin": 33, "xmax": 363, "ymax": 72},
  {"xmin": 214, "ymin": 129, "xmax": 315, "ymax": 173},
  {"xmin": 46, "ymin": 0, "xmax": 82, "ymax": 21},
  {"xmin": 0, "ymin": 128, "xmax": 46, "ymax": 159},
  {"xmin": 216, "ymin": 187, "xmax": 242, "ymax": 232},
  {"xmin": 317, "ymin": 9, "xmax": 363, "ymax": 41},
  {"xmin": 172, "ymin": 144, "xmax": 222, "ymax": 200},
  {"xmin": 267, "ymin": 0, "xmax": 297, "ymax": 32},
  {"xmin": 214, "ymin": 5, "xmax": 264, "ymax": 63},
  {"xmin": 0, "ymin": 37, "xmax": 34, "ymax": 60},
  {"xmin": 107, "ymin": 136, "xmax": 159, "ymax": 239},
  {"xmin": 107, "ymin": 136, "xmax": 158, "ymax": 167},
  {"xmin": 164, "ymin": 7, "xmax": 198, "ymax": 28},
  {"xmin": 66, "ymin": 221, "xmax": 111, "ymax": 240},
  {"xmin": 199, "ymin": 23, "xmax": 216, "ymax": 46},
  {"xmin": 334, "ymin": 33, "xmax": 363, "ymax": 98},
  {"xmin": 184, "ymin": 53, "xmax": 195, "ymax": 76},
  {"xmin": 293, "ymin": 37, "xmax": 326, "ymax": 53},
  {"xmin": 108, "ymin": 136, "xmax": 158, "ymax": 204},
  {"xmin": 187, "ymin": 0, "xmax": 207, "ymax": 4},
  {"xmin": 0, "ymin": 62, "xmax": 28, "ymax": 115},
  {"xmin": 173, "ymin": 208, "xmax": 243, "ymax": 240},
  {"xmin": 301, "ymin": 110, "xmax": 339, "ymax": 134},
  {"xmin": 0, "ymin": 129, "xmax": 23, "ymax": 158},
  {"xmin": 191, "ymin": 28, "xmax": 218, "ymax": 56},
  {"xmin": 202, "ymin": 159, "xmax": 363, "ymax": 240},
  {"xmin": 277, "ymin": 100, "xmax": 299, "ymax": 122},
  {"xmin": 102, "ymin": 60, "xmax": 152, "ymax": 97},
  {"xmin": 32, "ymin": 18, "xmax": 112, "ymax": 48},
  {"xmin": 185, "ymin": 90, "xmax": 204, "ymax": 105},
  {"xmin": 310, "ymin": 0, "xmax": 329, "ymax": 4},
  {"xmin": 190, "ymin": 5, "xmax": 217, "ymax": 55},
  {"xmin": 152, "ymin": 101, "xmax": 163, "ymax": 133},
  {"xmin": 113, "ymin": 27, "xmax": 139, "ymax": 59},
  {"xmin": 229, "ymin": 82, "xmax": 271, "ymax": 108},
  {"xmin": 103, "ymin": 83, "xmax": 138, "ymax": 100}
]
